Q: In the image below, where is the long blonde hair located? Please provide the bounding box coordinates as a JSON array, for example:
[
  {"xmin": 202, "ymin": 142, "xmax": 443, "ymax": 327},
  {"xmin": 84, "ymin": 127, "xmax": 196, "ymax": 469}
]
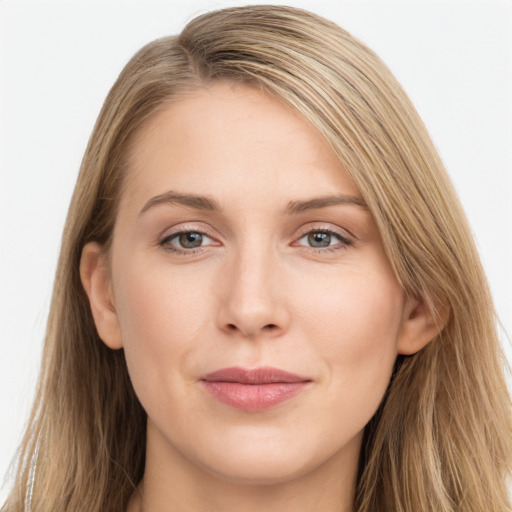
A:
[{"xmin": 3, "ymin": 5, "xmax": 511, "ymax": 511}]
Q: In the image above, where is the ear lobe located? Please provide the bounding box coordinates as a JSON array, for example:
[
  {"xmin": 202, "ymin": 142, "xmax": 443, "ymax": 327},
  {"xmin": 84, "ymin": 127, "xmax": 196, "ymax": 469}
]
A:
[
  {"xmin": 397, "ymin": 294, "xmax": 450, "ymax": 355},
  {"xmin": 80, "ymin": 242, "xmax": 123, "ymax": 349}
]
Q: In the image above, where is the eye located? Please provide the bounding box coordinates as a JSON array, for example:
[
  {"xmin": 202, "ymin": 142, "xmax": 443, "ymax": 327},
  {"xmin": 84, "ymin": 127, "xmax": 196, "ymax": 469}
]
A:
[
  {"xmin": 295, "ymin": 229, "xmax": 352, "ymax": 251},
  {"xmin": 159, "ymin": 230, "xmax": 216, "ymax": 253}
]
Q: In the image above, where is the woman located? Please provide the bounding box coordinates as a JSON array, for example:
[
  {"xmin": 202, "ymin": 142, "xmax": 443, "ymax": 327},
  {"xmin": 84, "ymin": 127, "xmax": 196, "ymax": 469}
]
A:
[{"xmin": 3, "ymin": 5, "xmax": 511, "ymax": 512}]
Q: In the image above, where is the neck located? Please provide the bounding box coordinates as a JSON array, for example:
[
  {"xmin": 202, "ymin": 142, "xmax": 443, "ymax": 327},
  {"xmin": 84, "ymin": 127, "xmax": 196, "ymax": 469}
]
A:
[{"xmin": 126, "ymin": 421, "xmax": 361, "ymax": 512}]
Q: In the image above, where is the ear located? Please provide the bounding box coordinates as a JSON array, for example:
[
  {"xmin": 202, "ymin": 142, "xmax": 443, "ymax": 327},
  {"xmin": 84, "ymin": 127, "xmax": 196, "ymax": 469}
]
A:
[
  {"xmin": 397, "ymin": 294, "xmax": 450, "ymax": 355},
  {"xmin": 80, "ymin": 242, "xmax": 123, "ymax": 349}
]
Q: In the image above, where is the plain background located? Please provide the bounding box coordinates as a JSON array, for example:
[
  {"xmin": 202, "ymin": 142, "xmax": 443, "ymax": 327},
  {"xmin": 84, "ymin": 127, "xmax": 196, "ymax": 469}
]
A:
[{"xmin": 0, "ymin": 0, "xmax": 510, "ymax": 502}]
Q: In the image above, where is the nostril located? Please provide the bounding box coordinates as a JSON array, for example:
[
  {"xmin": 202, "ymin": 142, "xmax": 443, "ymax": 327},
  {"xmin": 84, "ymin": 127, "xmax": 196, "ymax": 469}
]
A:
[{"xmin": 225, "ymin": 323, "xmax": 277, "ymax": 332}]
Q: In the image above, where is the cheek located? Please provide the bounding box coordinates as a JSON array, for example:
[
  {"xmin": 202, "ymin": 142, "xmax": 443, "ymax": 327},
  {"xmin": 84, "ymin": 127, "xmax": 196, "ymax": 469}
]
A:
[
  {"xmin": 111, "ymin": 257, "xmax": 214, "ymax": 406},
  {"xmin": 295, "ymin": 262, "xmax": 403, "ymax": 414},
  {"xmin": 298, "ymin": 259, "xmax": 404, "ymax": 345}
]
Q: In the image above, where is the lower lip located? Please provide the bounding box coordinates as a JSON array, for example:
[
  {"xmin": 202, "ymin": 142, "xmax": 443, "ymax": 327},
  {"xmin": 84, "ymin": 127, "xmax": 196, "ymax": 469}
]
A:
[{"xmin": 201, "ymin": 381, "xmax": 309, "ymax": 411}]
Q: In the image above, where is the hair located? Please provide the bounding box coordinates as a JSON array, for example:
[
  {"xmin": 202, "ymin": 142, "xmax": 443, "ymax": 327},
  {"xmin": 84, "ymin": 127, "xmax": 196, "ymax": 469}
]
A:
[{"xmin": 3, "ymin": 5, "xmax": 511, "ymax": 512}]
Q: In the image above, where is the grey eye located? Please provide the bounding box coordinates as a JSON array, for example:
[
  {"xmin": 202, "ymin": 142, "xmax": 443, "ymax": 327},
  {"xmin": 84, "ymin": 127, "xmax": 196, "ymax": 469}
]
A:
[
  {"xmin": 307, "ymin": 232, "xmax": 332, "ymax": 248},
  {"xmin": 177, "ymin": 232, "xmax": 204, "ymax": 248},
  {"xmin": 160, "ymin": 230, "xmax": 216, "ymax": 253},
  {"xmin": 295, "ymin": 230, "xmax": 351, "ymax": 251}
]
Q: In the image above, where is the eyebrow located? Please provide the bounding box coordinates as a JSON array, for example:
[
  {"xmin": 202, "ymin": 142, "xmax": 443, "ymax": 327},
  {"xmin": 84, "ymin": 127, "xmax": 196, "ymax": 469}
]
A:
[
  {"xmin": 285, "ymin": 194, "xmax": 367, "ymax": 214},
  {"xmin": 139, "ymin": 191, "xmax": 367, "ymax": 216},
  {"xmin": 140, "ymin": 191, "xmax": 219, "ymax": 215}
]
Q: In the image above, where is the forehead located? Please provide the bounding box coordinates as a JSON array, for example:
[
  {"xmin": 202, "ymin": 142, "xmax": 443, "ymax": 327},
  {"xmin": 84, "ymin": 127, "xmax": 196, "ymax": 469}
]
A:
[{"xmin": 122, "ymin": 82, "xmax": 361, "ymax": 212}]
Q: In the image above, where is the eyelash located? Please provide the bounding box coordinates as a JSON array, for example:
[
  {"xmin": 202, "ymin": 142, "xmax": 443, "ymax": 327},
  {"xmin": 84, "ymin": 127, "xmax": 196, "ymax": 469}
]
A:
[{"xmin": 158, "ymin": 227, "xmax": 353, "ymax": 256}]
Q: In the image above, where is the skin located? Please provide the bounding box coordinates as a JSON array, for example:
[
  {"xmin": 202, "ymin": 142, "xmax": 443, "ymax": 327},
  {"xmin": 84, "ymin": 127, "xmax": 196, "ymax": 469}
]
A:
[{"xmin": 80, "ymin": 83, "xmax": 440, "ymax": 512}]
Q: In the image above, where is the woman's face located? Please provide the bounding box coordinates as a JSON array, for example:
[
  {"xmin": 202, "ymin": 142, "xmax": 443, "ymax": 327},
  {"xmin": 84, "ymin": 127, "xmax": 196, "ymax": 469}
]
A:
[{"xmin": 86, "ymin": 83, "xmax": 423, "ymax": 486}]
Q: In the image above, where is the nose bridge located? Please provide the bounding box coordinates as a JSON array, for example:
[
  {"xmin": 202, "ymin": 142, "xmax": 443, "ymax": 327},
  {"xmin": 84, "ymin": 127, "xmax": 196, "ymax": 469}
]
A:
[
  {"xmin": 236, "ymin": 243, "xmax": 273, "ymax": 304},
  {"xmin": 217, "ymin": 234, "xmax": 288, "ymax": 337}
]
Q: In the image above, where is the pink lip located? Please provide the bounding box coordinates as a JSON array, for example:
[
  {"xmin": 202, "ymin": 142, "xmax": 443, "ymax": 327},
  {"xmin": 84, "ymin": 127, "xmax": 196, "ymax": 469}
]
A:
[{"xmin": 200, "ymin": 366, "xmax": 312, "ymax": 411}]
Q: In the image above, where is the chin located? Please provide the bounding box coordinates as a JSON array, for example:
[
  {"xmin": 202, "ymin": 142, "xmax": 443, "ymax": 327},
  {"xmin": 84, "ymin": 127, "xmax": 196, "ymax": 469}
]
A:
[
  {"xmin": 205, "ymin": 456, "xmax": 315, "ymax": 486},
  {"xmin": 192, "ymin": 435, "xmax": 337, "ymax": 486}
]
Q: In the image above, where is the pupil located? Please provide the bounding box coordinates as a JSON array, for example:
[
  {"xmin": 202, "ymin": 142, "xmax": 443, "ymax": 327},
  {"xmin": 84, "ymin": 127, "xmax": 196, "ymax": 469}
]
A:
[
  {"xmin": 308, "ymin": 232, "xmax": 330, "ymax": 247},
  {"xmin": 179, "ymin": 232, "xmax": 203, "ymax": 248}
]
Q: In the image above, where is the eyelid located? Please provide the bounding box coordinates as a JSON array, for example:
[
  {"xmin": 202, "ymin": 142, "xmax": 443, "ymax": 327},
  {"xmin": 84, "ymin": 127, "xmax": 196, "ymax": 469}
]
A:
[
  {"xmin": 293, "ymin": 223, "xmax": 354, "ymax": 242},
  {"xmin": 158, "ymin": 223, "xmax": 219, "ymax": 241}
]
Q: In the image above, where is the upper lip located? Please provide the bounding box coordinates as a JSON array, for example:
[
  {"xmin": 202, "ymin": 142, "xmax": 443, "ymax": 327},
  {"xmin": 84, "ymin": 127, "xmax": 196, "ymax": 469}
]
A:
[{"xmin": 201, "ymin": 366, "xmax": 311, "ymax": 384}]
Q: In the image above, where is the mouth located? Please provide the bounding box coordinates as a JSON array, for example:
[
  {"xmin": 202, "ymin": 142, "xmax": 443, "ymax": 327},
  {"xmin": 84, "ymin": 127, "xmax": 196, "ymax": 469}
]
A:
[{"xmin": 200, "ymin": 366, "xmax": 312, "ymax": 411}]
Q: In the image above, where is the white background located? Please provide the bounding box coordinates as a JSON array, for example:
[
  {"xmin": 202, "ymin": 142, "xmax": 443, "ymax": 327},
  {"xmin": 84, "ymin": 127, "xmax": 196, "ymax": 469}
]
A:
[{"xmin": 0, "ymin": 0, "xmax": 511, "ymax": 503}]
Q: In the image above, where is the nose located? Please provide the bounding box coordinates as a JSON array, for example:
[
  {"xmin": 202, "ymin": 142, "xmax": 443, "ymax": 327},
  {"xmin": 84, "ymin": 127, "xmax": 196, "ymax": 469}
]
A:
[{"xmin": 216, "ymin": 245, "xmax": 290, "ymax": 339}]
